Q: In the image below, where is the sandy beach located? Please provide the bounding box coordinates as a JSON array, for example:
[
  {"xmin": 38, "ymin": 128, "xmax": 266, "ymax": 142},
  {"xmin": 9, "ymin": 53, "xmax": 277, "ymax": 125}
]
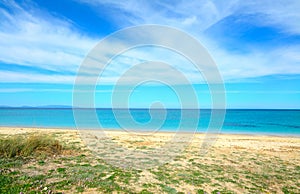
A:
[{"xmin": 0, "ymin": 127, "xmax": 299, "ymax": 193}]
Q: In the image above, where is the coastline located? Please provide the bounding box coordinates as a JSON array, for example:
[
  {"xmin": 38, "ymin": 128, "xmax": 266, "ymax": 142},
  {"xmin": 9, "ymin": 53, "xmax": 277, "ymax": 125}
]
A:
[{"xmin": 1, "ymin": 126, "xmax": 299, "ymax": 138}]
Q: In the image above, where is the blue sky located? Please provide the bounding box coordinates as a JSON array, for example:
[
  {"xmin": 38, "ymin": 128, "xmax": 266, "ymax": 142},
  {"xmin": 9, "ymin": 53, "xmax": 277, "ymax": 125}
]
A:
[{"xmin": 0, "ymin": 0, "xmax": 299, "ymax": 108}]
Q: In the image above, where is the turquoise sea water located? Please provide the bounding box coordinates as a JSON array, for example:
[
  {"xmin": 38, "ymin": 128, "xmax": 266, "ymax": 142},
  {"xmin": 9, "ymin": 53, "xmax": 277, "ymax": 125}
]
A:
[{"xmin": 0, "ymin": 108, "xmax": 299, "ymax": 136}]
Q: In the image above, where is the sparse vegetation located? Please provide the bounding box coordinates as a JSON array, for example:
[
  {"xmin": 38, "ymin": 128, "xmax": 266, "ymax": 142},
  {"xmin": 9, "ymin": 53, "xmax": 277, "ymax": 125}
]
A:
[{"xmin": 0, "ymin": 129, "xmax": 299, "ymax": 193}]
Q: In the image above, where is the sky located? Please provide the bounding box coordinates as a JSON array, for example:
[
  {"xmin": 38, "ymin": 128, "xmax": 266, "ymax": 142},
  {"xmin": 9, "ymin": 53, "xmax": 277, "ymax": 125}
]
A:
[{"xmin": 0, "ymin": 0, "xmax": 300, "ymax": 108}]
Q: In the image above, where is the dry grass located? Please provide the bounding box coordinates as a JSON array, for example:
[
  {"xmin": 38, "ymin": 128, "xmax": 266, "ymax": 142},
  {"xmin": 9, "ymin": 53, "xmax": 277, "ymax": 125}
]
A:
[{"xmin": 0, "ymin": 134, "xmax": 63, "ymax": 158}]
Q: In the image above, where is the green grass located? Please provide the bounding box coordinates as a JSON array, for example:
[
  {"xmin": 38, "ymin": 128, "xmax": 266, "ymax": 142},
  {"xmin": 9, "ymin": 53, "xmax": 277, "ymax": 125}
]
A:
[{"xmin": 159, "ymin": 184, "xmax": 177, "ymax": 193}]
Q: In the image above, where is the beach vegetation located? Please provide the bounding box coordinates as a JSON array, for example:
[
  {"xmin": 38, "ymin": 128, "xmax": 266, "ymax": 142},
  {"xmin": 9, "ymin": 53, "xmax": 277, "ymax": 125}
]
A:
[
  {"xmin": 0, "ymin": 134, "xmax": 62, "ymax": 158},
  {"xmin": 0, "ymin": 131, "xmax": 299, "ymax": 193}
]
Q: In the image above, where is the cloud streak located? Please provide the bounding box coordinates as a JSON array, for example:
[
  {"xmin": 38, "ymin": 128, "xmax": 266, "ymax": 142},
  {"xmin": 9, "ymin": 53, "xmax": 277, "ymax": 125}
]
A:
[
  {"xmin": 0, "ymin": 0, "xmax": 97, "ymax": 79},
  {"xmin": 80, "ymin": 0, "xmax": 300, "ymax": 35},
  {"xmin": 1, "ymin": 0, "xmax": 300, "ymax": 85},
  {"xmin": 78, "ymin": 0, "xmax": 300, "ymax": 81}
]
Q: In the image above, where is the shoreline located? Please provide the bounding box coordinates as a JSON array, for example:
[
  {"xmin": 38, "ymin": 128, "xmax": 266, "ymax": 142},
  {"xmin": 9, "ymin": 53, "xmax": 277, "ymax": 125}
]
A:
[{"xmin": 0, "ymin": 126, "xmax": 299, "ymax": 138}]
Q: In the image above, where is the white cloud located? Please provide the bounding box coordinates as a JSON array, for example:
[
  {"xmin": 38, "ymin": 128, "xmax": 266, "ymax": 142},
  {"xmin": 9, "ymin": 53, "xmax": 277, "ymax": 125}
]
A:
[
  {"xmin": 208, "ymin": 43, "xmax": 300, "ymax": 80},
  {"xmin": 0, "ymin": 1, "xmax": 97, "ymax": 75},
  {"xmin": 78, "ymin": 0, "xmax": 238, "ymax": 32},
  {"xmin": 80, "ymin": 0, "xmax": 300, "ymax": 35},
  {"xmin": 1, "ymin": 0, "xmax": 300, "ymax": 85},
  {"xmin": 77, "ymin": 0, "xmax": 300, "ymax": 82},
  {"xmin": 101, "ymin": 47, "xmax": 206, "ymax": 84},
  {"xmin": 0, "ymin": 70, "xmax": 75, "ymax": 83},
  {"xmin": 239, "ymin": 1, "xmax": 300, "ymax": 35}
]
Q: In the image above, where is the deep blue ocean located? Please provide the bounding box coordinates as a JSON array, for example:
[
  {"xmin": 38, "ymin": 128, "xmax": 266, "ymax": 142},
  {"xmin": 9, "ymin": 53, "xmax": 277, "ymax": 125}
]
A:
[{"xmin": 0, "ymin": 108, "xmax": 299, "ymax": 136}]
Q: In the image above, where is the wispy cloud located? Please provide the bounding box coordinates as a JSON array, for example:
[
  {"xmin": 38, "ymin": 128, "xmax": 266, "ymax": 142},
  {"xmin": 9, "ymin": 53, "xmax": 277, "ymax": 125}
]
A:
[
  {"xmin": 0, "ymin": 70, "xmax": 74, "ymax": 83},
  {"xmin": 79, "ymin": 0, "xmax": 300, "ymax": 35},
  {"xmin": 240, "ymin": 1, "xmax": 300, "ymax": 35},
  {"xmin": 78, "ymin": 0, "xmax": 300, "ymax": 81},
  {"xmin": 1, "ymin": 0, "xmax": 300, "ymax": 85},
  {"xmin": 77, "ymin": 0, "xmax": 238, "ymax": 32},
  {"xmin": 0, "ymin": 0, "xmax": 97, "ymax": 81},
  {"xmin": 208, "ymin": 43, "xmax": 300, "ymax": 80}
]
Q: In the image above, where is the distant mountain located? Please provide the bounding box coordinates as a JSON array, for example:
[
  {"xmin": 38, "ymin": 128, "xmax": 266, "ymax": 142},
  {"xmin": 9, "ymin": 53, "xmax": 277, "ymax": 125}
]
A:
[
  {"xmin": 0, "ymin": 105, "xmax": 73, "ymax": 108},
  {"xmin": 36, "ymin": 105, "xmax": 73, "ymax": 108},
  {"xmin": 0, "ymin": 105, "xmax": 13, "ymax": 108}
]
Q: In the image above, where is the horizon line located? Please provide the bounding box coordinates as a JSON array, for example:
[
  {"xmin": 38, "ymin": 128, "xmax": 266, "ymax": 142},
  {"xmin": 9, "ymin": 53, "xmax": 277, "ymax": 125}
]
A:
[{"xmin": 0, "ymin": 106, "xmax": 299, "ymax": 110}]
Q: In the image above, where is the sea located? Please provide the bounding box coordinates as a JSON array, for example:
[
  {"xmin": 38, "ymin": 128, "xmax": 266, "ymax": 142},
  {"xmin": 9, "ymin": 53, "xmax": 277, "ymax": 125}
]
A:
[{"xmin": 0, "ymin": 108, "xmax": 299, "ymax": 136}]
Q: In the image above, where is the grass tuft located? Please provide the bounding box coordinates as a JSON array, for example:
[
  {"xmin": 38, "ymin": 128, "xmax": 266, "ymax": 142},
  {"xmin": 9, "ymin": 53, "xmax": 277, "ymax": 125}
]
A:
[{"xmin": 0, "ymin": 134, "xmax": 63, "ymax": 158}]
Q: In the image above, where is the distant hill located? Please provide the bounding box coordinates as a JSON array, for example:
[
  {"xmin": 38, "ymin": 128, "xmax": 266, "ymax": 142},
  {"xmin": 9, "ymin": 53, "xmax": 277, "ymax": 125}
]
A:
[
  {"xmin": 0, "ymin": 105, "xmax": 73, "ymax": 108},
  {"xmin": 36, "ymin": 105, "xmax": 73, "ymax": 108}
]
